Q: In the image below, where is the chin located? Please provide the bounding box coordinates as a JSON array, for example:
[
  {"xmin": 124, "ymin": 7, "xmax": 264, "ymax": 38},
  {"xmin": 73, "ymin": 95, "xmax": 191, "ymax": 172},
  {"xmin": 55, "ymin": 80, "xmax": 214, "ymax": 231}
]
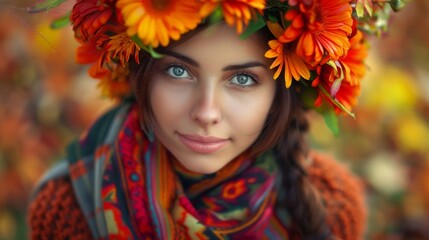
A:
[{"xmin": 178, "ymin": 157, "xmax": 226, "ymax": 175}]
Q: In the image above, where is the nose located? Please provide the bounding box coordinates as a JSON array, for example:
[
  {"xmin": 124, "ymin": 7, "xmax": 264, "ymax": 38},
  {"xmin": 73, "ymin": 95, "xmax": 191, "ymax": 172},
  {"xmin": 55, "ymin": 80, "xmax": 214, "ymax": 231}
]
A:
[{"xmin": 190, "ymin": 83, "xmax": 222, "ymax": 128}]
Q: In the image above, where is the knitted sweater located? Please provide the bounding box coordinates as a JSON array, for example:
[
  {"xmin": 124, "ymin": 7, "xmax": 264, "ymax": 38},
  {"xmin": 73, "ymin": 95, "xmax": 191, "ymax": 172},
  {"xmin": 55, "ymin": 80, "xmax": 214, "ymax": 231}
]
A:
[{"xmin": 28, "ymin": 151, "xmax": 366, "ymax": 239}]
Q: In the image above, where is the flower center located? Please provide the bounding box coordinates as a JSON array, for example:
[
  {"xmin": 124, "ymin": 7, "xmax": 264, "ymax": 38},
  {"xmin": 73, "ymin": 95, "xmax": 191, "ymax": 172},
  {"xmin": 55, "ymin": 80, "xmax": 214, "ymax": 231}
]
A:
[
  {"xmin": 151, "ymin": 0, "xmax": 169, "ymax": 10},
  {"xmin": 283, "ymin": 42, "xmax": 296, "ymax": 54},
  {"xmin": 306, "ymin": 2, "xmax": 325, "ymax": 32}
]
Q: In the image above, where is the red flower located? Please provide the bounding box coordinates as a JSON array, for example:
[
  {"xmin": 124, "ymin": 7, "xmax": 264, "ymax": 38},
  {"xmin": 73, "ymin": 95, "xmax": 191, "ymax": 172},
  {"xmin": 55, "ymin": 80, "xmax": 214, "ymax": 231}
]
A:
[{"xmin": 71, "ymin": 0, "xmax": 116, "ymax": 42}]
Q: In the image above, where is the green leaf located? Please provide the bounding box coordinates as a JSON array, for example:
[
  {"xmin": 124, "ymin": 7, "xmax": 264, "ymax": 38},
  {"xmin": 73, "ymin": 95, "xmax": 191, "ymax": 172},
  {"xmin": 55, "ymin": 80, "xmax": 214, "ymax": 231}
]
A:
[
  {"xmin": 240, "ymin": 14, "xmax": 266, "ymax": 39},
  {"xmin": 297, "ymin": 81, "xmax": 343, "ymax": 136},
  {"xmin": 131, "ymin": 35, "xmax": 145, "ymax": 47},
  {"xmin": 267, "ymin": 14, "xmax": 278, "ymax": 23},
  {"xmin": 364, "ymin": 0, "xmax": 374, "ymax": 16},
  {"xmin": 323, "ymin": 109, "xmax": 340, "ymax": 136},
  {"xmin": 27, "ymin": 0, "xmax": 67, "ymax": 13},
  {"xmin": 390, "ymin": 0, "xmax": 409, "ymax": 12},
  {"xmin": 208, "ymin": 7, "xmax": 224, "ymax": 25},
  {"xmin": 356, "ymin": 0, "xmax": 373, "ymax": 17},
  {"xmin": 147, "ymin": 46, "xmax": 163, "ymax": 59},
  {"xmin": 131, "ymin": 35, "xmax": 163, "ymax": 59},
  {"xmin": 298, "ymin": 83, "xmax": 319, "ymax": 110},
  {"xmin": 356, "ymin": 1, "xmax": 365, "ymax": 17},
  {"xmin": 50, "ymin": 12, "xmax": 71, "ymax": 29}
]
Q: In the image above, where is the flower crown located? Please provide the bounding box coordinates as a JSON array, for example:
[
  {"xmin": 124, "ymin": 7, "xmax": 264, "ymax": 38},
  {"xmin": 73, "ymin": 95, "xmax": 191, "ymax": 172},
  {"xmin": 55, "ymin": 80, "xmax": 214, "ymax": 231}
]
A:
[{"xmin": 31, "ymin": 0, "xmax": 407, "ymax": 134}]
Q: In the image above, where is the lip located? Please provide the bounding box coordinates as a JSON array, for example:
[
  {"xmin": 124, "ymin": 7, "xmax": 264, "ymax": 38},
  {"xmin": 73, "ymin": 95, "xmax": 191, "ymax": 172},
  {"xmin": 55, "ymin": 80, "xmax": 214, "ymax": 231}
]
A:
[{"xmin": 177, "ymin": 133, "xmax": 229, "ymax": 154}]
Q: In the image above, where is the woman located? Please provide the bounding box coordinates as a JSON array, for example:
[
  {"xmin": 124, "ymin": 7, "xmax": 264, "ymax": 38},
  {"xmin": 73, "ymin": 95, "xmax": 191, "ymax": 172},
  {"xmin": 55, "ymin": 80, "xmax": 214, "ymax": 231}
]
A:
[{"xmin": 27, "ymin": 0, "xmax": 405, "ymax": 239}]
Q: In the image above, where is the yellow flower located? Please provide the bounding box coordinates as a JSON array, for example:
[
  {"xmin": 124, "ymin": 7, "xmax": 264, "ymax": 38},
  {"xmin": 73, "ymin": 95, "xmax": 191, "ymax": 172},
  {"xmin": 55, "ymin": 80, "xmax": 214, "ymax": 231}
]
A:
[
  {"xmin": 200, "ymin": 0, "xmax": 266, "ymax": 33},
  {"xmin": 117, "ymin": 0, "xmax": 203, "ymax": 48},
  {"xmin": 265, "ymin": 40, "xmax": 311, "ymax": 88}
]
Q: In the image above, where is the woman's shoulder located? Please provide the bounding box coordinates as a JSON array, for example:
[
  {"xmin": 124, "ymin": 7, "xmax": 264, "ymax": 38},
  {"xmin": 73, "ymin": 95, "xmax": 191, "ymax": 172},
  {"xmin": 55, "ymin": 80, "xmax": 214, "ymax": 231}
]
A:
[
  {"xmin": 27, "ymin": 176, "xmax": 93, "ymax": 239},
  {"xmin": 305, "ymin": 151, "xmax": 367, "ymax": 239}
]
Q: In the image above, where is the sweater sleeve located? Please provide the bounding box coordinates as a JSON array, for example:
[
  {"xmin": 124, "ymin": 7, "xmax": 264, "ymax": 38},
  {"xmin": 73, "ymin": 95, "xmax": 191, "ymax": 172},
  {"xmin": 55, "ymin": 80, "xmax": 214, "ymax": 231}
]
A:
[
  {"xmin": 27, "ymin": 177, "xmax": 93, "ymax": 240},
  {"xmin": 306, "ymin": 152, "xmax": 367, "ymax": 240}
]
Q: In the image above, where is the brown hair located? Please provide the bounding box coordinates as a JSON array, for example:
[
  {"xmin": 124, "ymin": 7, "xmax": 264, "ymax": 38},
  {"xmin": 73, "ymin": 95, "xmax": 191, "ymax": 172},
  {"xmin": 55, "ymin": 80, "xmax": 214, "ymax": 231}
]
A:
[{"xmin": 129, "ymin": 25, "xmax": 331, "ymax": 239}]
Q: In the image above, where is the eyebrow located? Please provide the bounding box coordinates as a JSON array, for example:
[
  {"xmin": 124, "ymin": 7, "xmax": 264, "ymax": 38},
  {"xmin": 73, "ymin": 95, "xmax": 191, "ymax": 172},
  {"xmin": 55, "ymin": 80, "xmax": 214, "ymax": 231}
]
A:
[
  {"xmin": 222, "ymin": 62, "xmax": 267, "ymax": 71},
  {"xmin": 162, "ymin": 50, "xmax": 200, "ymax": 67},
  {"xmin": 162, "ymin": 50, "xmax": 267, "ymax": 71}
]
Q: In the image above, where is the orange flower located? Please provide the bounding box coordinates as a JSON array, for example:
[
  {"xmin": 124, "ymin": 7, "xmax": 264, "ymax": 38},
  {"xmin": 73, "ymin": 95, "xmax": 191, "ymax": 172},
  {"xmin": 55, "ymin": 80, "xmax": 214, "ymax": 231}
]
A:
[
  {"xmin": 71, "ymin": 0, "xmax": 116, "ymax": 42},
  {"xmin": 106, "ymin": 31, "xmax": 141, "ymax": 66},
  {"xmin": 265, "ymin": 40, "xmax": 311, "ymax": 88},
  {"xmin": 313, "ymin": 30, "xmax": 367, "ymax": 86},
  {"xmin": 76, "ymin": 38, "xmax": 103, "ymax": 65},
  {"xmin": 339, "ymin": 30, "xmax": 367, "ymax": 86},
  {"xmin": 96, "ymin": 62, "xmax": 131, "ymax": 99},
  {"xmin": 222, "ymin": 179, "xmax": 247, "ymax": 199},
  {"xmin": 75, "ymin": 23, "xmax": 138, "ymax": 99},
  {"xmin": 117, "ymin": 0, "xmax": 203, "ymax": 48},
  {"xmin": 200, "ymin": 0, "xmax": 266, "ymax": 33},
  {"xmin": 280, "ymin": 0, "xmax": 353, "ymax": 65},
  {"xmin": 314, "ymin": 30, "xmax": 367, "ymax": 113},
  {"xmin": 78, "ymin": 43, "xmax": 131, "ymax": 99}
]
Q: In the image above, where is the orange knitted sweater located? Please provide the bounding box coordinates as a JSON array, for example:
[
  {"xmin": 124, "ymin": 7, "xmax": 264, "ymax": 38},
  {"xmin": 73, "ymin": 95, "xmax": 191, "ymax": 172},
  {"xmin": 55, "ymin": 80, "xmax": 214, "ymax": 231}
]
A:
[{"xmin": 28, "ymin": 152, "xmax": 366, "ymax": 239}]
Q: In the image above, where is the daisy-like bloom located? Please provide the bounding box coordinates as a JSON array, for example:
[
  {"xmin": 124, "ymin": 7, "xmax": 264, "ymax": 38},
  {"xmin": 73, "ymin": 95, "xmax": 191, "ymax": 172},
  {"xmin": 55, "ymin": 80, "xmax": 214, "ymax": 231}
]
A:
[
  {"xmin": 313, "ymin": 31, "xmax": 367, "ymax": 113},
  {"xmin": 117, "ymin": 0, "xmax": 203, "ymax": 48},
  {"xmin": 71, "ymin": 0, "xmax": 116, "ymax": 42},
  {"xmin": 265, "ymin": 39, "xmax": 311, "ymax": 88},
  {"xmin": 280, "ymin": 0, "xmax": 353, "ymax": 65},
  {"xmin": 265, "ymin": 21, "xmax": 310, "ymax": 87},
  {"xmin": 200, "ymin": 0, "xmax": 266, "ymax": 33}
]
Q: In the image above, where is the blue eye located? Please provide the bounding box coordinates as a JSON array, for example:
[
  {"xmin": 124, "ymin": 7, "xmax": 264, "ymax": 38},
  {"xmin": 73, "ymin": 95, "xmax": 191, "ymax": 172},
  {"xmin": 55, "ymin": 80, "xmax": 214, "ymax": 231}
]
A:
[
  {"xmin": 230, "ymin": 74, "xmax": 257, "ymax": 87},
  {"xmin": 166, "ymin": 65, "xmax": 190, "ymax": 78}
]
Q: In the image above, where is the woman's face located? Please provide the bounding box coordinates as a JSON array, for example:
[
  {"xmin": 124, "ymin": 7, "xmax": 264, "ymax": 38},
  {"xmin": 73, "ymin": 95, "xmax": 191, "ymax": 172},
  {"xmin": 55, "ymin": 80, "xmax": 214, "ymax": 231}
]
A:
[{"xmin": 150, "ymin": 24, "xmax": 276, "ymax": 174}]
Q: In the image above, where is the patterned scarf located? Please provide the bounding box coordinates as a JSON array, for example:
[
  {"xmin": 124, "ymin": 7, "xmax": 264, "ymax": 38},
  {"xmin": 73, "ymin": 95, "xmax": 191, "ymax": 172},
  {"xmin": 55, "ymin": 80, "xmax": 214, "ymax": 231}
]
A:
[{"xmin": 67, "ymin": 103, "xmax": 288, "ymax": 239}]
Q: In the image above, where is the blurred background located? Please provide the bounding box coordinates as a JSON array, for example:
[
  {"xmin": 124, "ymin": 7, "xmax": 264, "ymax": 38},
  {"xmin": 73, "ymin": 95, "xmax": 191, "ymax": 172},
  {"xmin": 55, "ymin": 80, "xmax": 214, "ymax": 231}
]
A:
[{"xmin": 0, "ymin": 0, "xmax": 428, "ymax": 239}]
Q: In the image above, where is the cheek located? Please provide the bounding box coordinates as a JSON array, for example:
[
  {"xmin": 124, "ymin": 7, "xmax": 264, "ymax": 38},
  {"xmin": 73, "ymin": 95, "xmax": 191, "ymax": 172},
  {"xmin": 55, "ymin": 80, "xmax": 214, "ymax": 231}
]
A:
[
  {"xmin": 225, "ymin": 90, "xmax": 275, "ymax": 136},
  {"xmin": 150, "ymin": 78, "xmax": 194, "ymax": 129},
  {"xmin": 150, "ymin": 81, "xmax": 179, "ymax": 126}
]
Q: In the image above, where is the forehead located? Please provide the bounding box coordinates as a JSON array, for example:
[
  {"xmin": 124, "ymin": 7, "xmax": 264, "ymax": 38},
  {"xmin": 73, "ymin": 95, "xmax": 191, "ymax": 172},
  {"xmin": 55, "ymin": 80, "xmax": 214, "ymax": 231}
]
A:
[{"xmin": 169, "ymin": 23, "xmax": 269, "ymax": 65}]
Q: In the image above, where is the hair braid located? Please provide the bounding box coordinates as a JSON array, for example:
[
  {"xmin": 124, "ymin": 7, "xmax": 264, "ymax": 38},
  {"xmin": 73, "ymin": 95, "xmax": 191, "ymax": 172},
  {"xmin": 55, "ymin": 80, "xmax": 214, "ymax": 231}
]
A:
[{"xmin": 275, "ymin": 92, "xmax": 332, "ymax": 239}]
